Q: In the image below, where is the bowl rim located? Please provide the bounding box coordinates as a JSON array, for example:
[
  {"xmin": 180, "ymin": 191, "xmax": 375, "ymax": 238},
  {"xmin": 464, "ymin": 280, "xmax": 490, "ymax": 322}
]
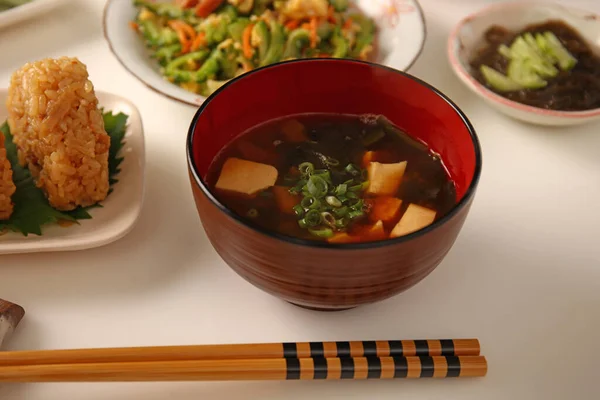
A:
[
  {"xmin": 447, "ymin": 0, "xmax": 600, "ymax": 119},
  {"xmin": 187, "ymin": 58, "xmax": 483, "ymax": 251},
  {"xmin": 102, "ymin": 0, "xmax": 428, "ymax": 107}
]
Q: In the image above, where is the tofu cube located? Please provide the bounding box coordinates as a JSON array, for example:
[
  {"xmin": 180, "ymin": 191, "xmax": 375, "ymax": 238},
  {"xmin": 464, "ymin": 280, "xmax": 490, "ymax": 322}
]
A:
[
  {"xmin": 215, "ymin": 158, "xmax": 278, "ymax": 196},
  {"xmin": 363, "ymin": 220, "xmax": 387, "ymax": 241},
  {"xmin": 391, "ymin": 204, "xmax": 437, "ymax": 238},
  {"xmin": 367, "ymin": 161, "xmax": 407, "ymax": 196},
  {"xmin": 328, "ymin": 232, "xmax": 361, "ymax": 244}
]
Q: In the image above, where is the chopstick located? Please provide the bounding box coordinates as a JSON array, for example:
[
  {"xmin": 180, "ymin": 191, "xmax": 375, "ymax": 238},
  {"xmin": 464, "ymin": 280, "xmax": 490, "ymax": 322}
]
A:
[
  {"xmin": 0, "ymin": 339, "xmax": 480, "ymax": 367},
  {"xmin": 0, "ymin": 356, "xmax": 488, "ymax": 382}
]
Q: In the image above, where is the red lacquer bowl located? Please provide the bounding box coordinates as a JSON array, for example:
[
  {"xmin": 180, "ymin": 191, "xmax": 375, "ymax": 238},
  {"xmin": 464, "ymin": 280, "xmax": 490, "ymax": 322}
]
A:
[{"xmin": 187, "ymin": 59, "xmax": 482, "ymax": 311}]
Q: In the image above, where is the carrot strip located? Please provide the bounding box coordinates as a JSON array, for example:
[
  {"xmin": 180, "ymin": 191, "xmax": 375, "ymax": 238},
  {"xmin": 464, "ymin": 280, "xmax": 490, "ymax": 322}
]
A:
[
  {"xmin": 190, "ymin": 31, "xmax": 207, "ymax": 51},
  {"xmin": 195, "ymin": 0, "xmax": 224, "ymax": 17},
  {"xmin": 170, "ymin": 20, "xmax": 196, "ymax": 38},
  {"xmin": 178, "ymin": 31, "xmax": 192, "ymax": 54},
  {"xmin": 129, "ymin": 21, "xmax": 139, "ymax": 32},
  {"xmin": 169, "ymin": 20, "xmax": 197, "ymax": 54},
  {"xmin": 176, "ymin": 0, "xmax": 199, "ymax": 8},
  {"xmin": 285, "ymin": 20, "xmax": 300, "ymax": 30},
  {"xmin": 327, "ymin": 5, "xmax": 337, "ymax": 23},
  {"xmin": 343, "ymin": 17, "xmax": 354, "ymax": 30},
  {"xmin": 242, "ymin": 23, "xmax": 255, "ymax": 59},
  {"xmin": 309, "ymin": 17, "xmax": 318, "ymax": 48}
]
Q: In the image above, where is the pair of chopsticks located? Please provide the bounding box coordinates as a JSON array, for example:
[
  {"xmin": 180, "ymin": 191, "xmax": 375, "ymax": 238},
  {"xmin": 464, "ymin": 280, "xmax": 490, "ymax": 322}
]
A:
[{"xmin": 0, "ymin": 339, "xmax": 487, "ymax": 382}]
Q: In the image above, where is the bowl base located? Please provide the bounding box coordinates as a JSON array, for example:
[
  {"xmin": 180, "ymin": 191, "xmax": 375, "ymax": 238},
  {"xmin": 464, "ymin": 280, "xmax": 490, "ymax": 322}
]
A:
[{"xmin": 287, "ymin": 302, "xmax": 356, "ymax": 312}]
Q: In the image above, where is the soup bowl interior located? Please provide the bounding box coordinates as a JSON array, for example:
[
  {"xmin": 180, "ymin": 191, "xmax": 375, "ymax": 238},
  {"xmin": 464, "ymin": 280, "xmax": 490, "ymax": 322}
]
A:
[{"xmin": 188, "ymin": 59, "xmax": 481, "ymax": 310}]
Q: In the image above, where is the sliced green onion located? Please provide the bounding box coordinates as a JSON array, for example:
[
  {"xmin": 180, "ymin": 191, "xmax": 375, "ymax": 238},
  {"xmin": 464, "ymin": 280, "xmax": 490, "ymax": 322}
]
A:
[
  {"xmin": 335, "ymin": 218, "xmax": 349, "ymax": 229},
  {"xmin": 348, "ymin": 210, "xmax": 364, "ymax": 220},
  {"xmin": 321, "ymin": 212, "xmax": 336, "ymax": 228},
  {"xmin": 289, "ymin": 179, "xmax": 307, "ymax": 195},
  {"xmin": 345, "ymin": 163, "xmax": 361, "ymax": 176},
  {"xmin": 307, "ymin": 175, "xmax": 329, "ymax": 197},
  {"xmin": 247, "ymin": 209, "xmax": 259, "ymax": 218},
  {"xmin": 299, "ymin": 162, "xmax": 315, "ymax": 176},
  {"xmin": 333, "ymin": 206, "xmax": 349, "ymax": 218},
  {"xmin": 305, "ymin": 209, "xmax": 322, "ymax": 227},
  {"xmin": 349, "ymin": 184, "xmax": 363, "ymax": 192},
  {"xmin": 326, "ymin": 196, "xmax": 342, "ymax": 207},
  {"xmin": 312, "ymin": 170, "xmax": 332, "ymax": 184},
  {"xmin": 308, "ymin": 227, "xmax": 334, "ymax": 239},
  {"xmin": 349, "ymin": 199, "xmax": 364, "ymax": 211},
  {"xmin": 325, "ymin": 157, "xmax": 340, "ymax": 166},
  {"xmin": 335, "ymin": 184, "xmax": 348, "ymax": 196},
  {"xmin": 298, "ymin": 219, "xmax": 308, "ymax": 229},
  {"xmin": 346, "ymin": 191, "xmax": 358, "ymax": 200},
  {"xmin": 293, "ymin": 205, "xmax": 305, "ymax": 218},
  {"xmin": 301, "ymin": 196, "xmax": 321, "ymax": 210}
]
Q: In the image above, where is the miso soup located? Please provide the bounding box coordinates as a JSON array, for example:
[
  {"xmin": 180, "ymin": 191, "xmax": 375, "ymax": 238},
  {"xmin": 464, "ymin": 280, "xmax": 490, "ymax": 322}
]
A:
[{"xmin": 207, "ymin": 114, "xmax": 457, "ymax": 244}]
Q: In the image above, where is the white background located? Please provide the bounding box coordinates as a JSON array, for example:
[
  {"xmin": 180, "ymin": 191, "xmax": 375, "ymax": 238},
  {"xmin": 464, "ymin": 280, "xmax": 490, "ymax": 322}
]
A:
[{"xmin": 1, "ymin": 0, "xmax": 599, "ymax": 399}]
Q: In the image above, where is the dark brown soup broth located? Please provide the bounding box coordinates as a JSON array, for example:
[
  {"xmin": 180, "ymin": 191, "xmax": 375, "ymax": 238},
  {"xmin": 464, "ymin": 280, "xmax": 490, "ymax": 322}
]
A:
[{"xmin": 207, "ymin": 114, "xmax": 457, "ymax": 243}]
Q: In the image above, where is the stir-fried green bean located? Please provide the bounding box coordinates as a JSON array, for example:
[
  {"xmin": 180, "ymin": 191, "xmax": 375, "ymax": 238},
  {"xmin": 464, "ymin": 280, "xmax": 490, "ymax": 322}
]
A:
[
  {"xmin": 196, "ymin": 49, "xmax": 222, "ymax": 82},
  {"xmin": 228, "ymin": 18, "xmax": 251, "ymax": 41},
  {"xmin": 260, "ymin": 21, "xmax": 285, "ymax": 66},
  {"xmin": 252, "ymin": 21, "xmax": 271, "ymax": 63},
  {"xmin": 349, "ymin": 13, "xmax": 376, "ymax": 58},
  {"xmin": 131, "ymin": 0, "xmax": 377, "ymax": 96},
  {"xmin": 283, "ymin": 29, "xmax": 311, "ymax": 60}
]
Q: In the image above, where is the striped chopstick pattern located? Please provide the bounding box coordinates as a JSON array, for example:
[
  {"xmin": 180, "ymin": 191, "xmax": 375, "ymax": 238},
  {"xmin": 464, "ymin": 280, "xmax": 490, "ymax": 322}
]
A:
[
  {"xmin": 0, "ymin": 339, "xmax": 480, "ymax": 367},
  {"xmin": 282, "ymin": 339, "xmax": 478, "ymax": 359},
  {"xmin": 286, "ymin": 356, "xmax": 484, "ymax": 380},
  {"xmin": 0, "ymin": 356, "xmax": 487, "ymax": 383}
]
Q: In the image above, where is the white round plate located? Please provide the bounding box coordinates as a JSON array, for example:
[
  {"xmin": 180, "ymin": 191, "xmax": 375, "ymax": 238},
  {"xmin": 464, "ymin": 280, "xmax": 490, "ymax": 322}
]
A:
[
  {"xmin": 0, "ymin": 90, "xmax": 146, "ymax": 255},
  {"xmin": 0, "ymin": 0, "xmax": 67, "ymax": 30},
  {"xmin": 448, "ymin": 1, "xmax": 600, "ymax": 127},
  {"xmin": 103, "ymin": 0, "xmax": 426, "ymax": 106}
]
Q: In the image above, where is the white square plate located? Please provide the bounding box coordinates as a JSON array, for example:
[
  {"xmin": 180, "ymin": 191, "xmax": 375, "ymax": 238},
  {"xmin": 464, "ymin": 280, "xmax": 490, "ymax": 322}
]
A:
[{"xmin": 0, "ymin": 90, "xmax": 146, "ymax": 255}]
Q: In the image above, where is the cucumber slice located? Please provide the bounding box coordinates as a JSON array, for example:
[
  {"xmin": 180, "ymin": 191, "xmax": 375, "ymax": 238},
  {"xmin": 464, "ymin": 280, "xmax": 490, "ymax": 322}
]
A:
[
  {"xmin": 480, "ymin": 65, "xmax": 523, "ymax": 92},
  {"xmin": 523, "ymin": 33, "xmax": 539, "ymax": 51},
  {"xmin": 544, "ymin": 31, "xmax": 578, "ymax": 71},
  {"xmin": 507, "ymin": 59, "xmax": 548, "ymax": 89},
  {"xmin": 535, "ymin": 33, "xmax": 556, "ymax": 62},
  {"xmin": 509, "ymin": 36, "xmax": 558, "ymax": 78},
  {"xmin": 498, "ymin": 44, "xmax": 513, "ymax": 59}
]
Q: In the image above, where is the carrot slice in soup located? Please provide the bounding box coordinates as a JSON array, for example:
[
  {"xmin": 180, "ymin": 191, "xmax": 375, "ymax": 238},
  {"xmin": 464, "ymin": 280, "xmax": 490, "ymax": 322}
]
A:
[
  {"xmin": 273, "ymin": 186, "xmax": 301, "ymax": 215},
  {"xmin": 367, "ymin": 197, "xmax": 403, "ymax": 224}
]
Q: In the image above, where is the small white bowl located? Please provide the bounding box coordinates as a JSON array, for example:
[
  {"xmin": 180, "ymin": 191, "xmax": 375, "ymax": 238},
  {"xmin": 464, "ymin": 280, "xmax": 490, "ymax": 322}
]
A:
[
  {"xmin": 0, "ymin": 90, "xmax": 146, "ymax": 255},
  {"xmin": 448, "ymin": 1, "xmax": 600, "ymax": 126},
  {"xmin": 103, "ymin": 0, "xmax": 427, "ymax": 107}
]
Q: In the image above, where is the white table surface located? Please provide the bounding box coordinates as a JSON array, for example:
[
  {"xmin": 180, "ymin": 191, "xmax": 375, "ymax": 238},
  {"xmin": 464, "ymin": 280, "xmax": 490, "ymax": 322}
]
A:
[{"xmin": 1, "ymin": 0, "xmax": 599, "ymax": 399}]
